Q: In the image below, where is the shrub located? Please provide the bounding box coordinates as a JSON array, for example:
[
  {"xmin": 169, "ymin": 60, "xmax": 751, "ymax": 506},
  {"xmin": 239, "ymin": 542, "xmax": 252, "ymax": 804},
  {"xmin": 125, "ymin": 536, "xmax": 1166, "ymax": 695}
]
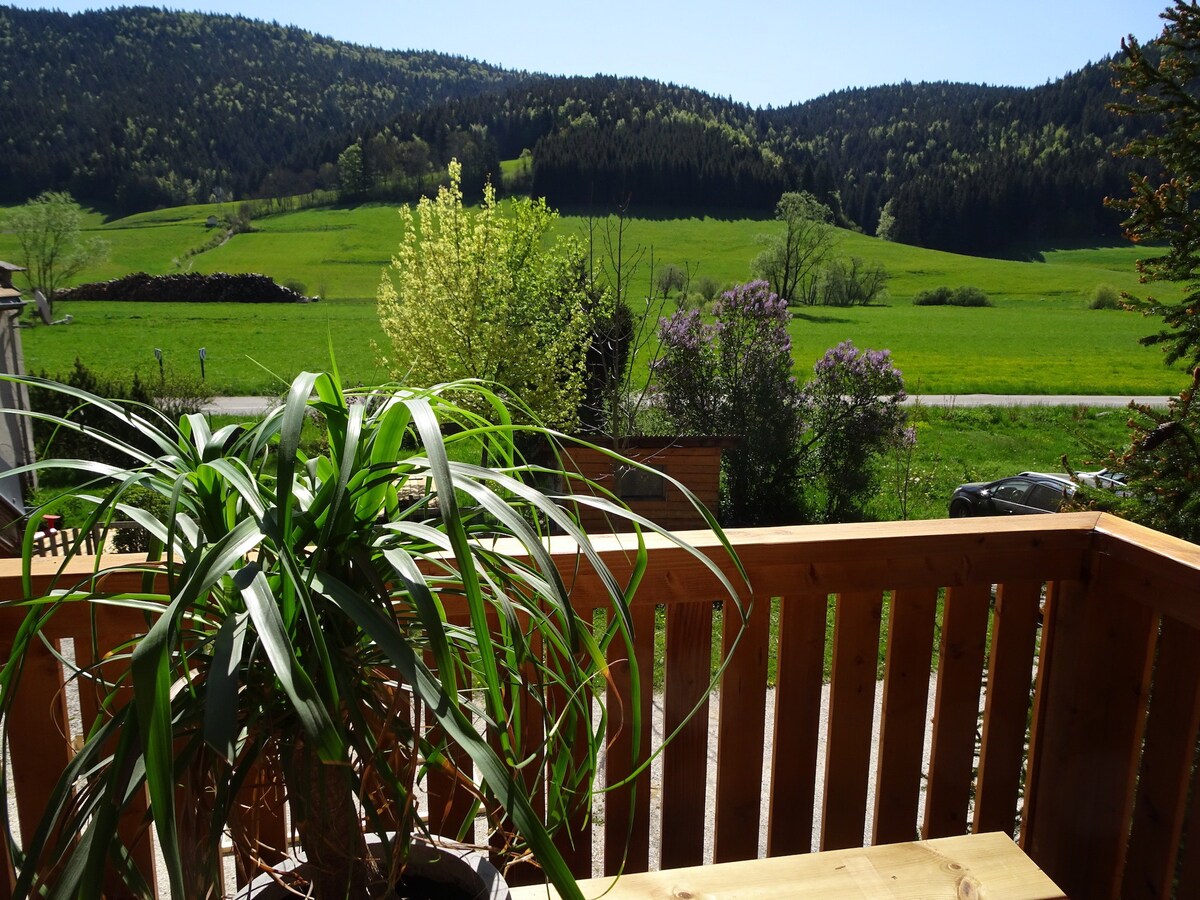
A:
[
  {"xmin": 912, "ymin": 286, "xmax": 955, "ymax": 306},
  {"xmin": 1089, "ymin": 284, "xmax": 1122, "ymax": 309},
  {"xmin": 110, "ymin": 484, "xmax": 169, "ymax": 553},
  {"xmin": 694, "ymin": 275, "xmax": 721, "ymax": 302},
  {"xmin": 913, "ymin": 286, "xmax": 992, "ymax": 307},
  {"xmin": 655, "ymin": 281, "xmax": 804, "ymax": 524},
  {"xmin": 951, "ymin": 286, "xmax": 991, "ymax": 307},
  {"xmin": 799, "ymin": 341, "xmax": 910, "ymax": 522},
  {"xmin": 29, "ymin": 359, "xmax": 156, "ymax": 468},
  {"xmin": 150, "ymin": 369, "xmax": 213, "ymax": 421},
  {"xmin": 29, "ymin": 359, "xmax": 212, "ymax": 468},
  {"xmin": 820, "ymin": 257, "xmax": 889, "ymax": 307}
]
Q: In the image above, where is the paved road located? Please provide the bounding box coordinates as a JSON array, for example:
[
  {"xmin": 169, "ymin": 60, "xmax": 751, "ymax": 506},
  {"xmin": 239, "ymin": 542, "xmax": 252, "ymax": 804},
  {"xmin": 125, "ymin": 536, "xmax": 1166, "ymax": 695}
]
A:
[{"xmin": 203, "ymin": 394, "xmax": 1175, "ymax": 416}]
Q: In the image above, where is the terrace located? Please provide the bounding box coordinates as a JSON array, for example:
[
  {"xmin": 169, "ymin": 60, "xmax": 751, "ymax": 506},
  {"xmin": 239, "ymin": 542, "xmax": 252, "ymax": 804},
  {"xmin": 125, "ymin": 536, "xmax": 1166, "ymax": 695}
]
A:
[{"xmin": 1, "ymin": 510, "xmax": 1197, "ymax": 898}]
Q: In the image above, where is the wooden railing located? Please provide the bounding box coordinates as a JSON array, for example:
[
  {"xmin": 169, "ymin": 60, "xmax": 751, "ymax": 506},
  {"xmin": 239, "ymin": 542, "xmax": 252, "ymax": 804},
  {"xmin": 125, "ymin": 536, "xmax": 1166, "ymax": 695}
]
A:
[{"xmin": 1, "ymin": 512, "xmax": 1198, "ymax": 898}]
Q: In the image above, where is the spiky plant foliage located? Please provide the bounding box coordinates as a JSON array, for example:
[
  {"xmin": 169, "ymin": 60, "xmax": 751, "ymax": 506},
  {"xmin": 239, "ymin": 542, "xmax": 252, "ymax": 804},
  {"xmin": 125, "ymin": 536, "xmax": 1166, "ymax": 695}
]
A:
[{"xmin": 0, "ymin": 372, "xmax": 745, "ymax": 898}]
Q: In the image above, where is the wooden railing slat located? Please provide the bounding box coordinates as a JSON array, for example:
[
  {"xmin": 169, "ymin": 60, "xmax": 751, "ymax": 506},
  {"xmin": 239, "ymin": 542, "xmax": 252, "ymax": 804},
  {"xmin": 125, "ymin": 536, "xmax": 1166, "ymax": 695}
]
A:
[
  {"xmin": 660, "ymin": 601, "xmax": 713, "ymax": 870},
  {"xmin": 1121, "ymin": 616, "xmax": 1200, "ymax": 900},
  {"xmin": 923, "ymin": 582, "xmax": 991, "ymax": 840},
  {"xmin": 604, "ymin": 603, "xmax": 655, "ymax": 876},
  {"xmin": 973, "ymin": 580, "xmax": 1042, "ymax": 837},
  {"xmin": 713, "ymin": 593, "xmax": 770, "ymax": 864},
  {"xmin": 821, "ymin": 591, "xmax": 883, "ymax": 852},
  {"xmin": 766, "ymin": 593, "xmax": 828, "ymax": 857},
  {"xmin": 872, "ymin": 586, "xmax": 938, "ymax": 845},
  {"xmin": 1172, "ymin": 753, "xmax": 1200, "ymax": 898},
  {"xmin": 1022, "ymin": 562, "xmax": 1157, "ymax": 900}
]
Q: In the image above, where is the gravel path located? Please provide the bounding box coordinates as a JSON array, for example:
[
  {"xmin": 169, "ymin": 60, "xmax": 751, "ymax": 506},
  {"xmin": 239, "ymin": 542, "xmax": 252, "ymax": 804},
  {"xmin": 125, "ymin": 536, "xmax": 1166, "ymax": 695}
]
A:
[{"xmin": 203, "ymin": 394, "xmax": 1174, "ymax": 417}]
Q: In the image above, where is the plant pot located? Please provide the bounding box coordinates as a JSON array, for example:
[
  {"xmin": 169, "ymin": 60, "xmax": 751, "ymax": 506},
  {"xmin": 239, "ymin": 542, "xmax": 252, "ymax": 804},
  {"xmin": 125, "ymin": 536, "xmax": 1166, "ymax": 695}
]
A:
[{"xmin": 243, "ymin": 836, "xmax": 510, "ymax": 900}]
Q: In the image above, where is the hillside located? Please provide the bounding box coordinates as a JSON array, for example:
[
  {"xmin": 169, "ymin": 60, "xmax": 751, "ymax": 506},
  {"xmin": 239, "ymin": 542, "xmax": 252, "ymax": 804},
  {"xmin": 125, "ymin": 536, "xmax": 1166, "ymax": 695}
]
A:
[
  {"xmin": 0, "ymin": 200, "xmax": 1186, "ymax": 396},
  {"xmin": 0, "ymin": 6, "xmax": 1150, "ymax": 255},
  {"xmin": 0, "ymin": 5, "xmax": 520, "ymax": 210}
]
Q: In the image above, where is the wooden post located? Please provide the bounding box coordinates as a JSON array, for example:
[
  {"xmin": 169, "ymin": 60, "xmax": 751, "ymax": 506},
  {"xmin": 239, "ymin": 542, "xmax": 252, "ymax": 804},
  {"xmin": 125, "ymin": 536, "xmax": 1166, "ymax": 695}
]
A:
[{"xmin": 1022, "ymin": 557, "xmax": 1156, "ymax": 899}]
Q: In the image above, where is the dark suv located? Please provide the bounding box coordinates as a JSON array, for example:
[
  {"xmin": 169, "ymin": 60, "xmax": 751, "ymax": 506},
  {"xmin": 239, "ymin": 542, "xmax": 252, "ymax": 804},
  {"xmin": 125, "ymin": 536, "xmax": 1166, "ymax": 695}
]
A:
[{"xmin": 948, "ymin": 473, "xmax": 1074, "ymax": 518}]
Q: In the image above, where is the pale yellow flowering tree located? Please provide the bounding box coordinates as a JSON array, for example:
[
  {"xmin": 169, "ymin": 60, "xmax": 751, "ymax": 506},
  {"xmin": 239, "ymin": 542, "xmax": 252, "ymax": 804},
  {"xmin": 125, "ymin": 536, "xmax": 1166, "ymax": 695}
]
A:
[{"xmin": 378, "ymin": 161, "xmax": 596, "ymax": 429}]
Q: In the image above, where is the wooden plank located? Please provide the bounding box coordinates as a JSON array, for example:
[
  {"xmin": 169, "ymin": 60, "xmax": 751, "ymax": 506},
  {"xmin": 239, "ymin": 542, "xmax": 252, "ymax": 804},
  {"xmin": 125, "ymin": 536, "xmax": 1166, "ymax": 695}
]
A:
[
  {"xmin": 821, "ymin": 591, "xmax": 883, "ymax": 852},
  {"xmin": 766, "ymin": 593, "xmax": 828, "ymax": 857},
  {"xmin": 713, "ymin": 591, "xmax": 769, "ymax": 863},
  {"xmin": 1172, "ymin": 746, "xmax": 1200, "ymax": 897},
  {"xmin": 1021, "ymin": 560, "xmax": 1156, "ymax": 900},
  {"xmin": 974, "ymin": 580, "xmax": 1042, "ymax": 836},
  {"xmin": 604, "ymin": 603, "xmax": 655, "ymax": 876},
  {"xmin": 1121, "ymin": 616, "xmax": 1200, "ymax": 900},
  {"xmin": 660, "ymin": 600, "xmax": 713, "ymax": 870},
  {"xmin": 923, "ymin": 582, "xmax": 990, "ymax": 839},
  {"xmin": 510, "ymin": 832, "xmax": 1066, "ymax": 900},
  {"xmin": 872, "ymin": 587, "xmax": 938, "ymax": 846}
]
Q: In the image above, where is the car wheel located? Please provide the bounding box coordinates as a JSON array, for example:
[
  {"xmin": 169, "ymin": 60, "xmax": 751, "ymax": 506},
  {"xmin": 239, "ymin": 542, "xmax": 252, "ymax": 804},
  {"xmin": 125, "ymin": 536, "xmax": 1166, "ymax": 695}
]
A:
[{"xmin": 949, "ymin": 499, "xmax": 973, "ymax": 518}]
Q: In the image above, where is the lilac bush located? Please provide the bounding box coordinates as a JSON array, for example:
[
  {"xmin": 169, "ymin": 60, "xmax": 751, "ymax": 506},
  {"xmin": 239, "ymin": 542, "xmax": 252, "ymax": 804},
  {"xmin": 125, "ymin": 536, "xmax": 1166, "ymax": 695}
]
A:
[
  {"xmin": 800, "ymin": 340, "xmax": 909, "ymax": 521},
  {"xmin": 656, "ymin": 288, "xmax": 910, "ymax": 524},
  {"xmin": 656, "ymin": 281, "xmax": 804, "ymax": 524}
]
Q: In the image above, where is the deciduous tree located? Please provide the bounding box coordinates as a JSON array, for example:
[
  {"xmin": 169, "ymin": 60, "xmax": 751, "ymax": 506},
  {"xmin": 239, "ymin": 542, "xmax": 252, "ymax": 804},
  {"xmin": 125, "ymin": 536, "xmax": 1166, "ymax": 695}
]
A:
[
  {"xmin": 377, "ymin": 160, "xmax": 595, "ymax": 429},
  {"xmin": 3, "ymin": 192, "xmax": 107, "ymax": 312},
  {"xmin": 751, "ymin": 192, "xmax": 836, "ymax": 307}
]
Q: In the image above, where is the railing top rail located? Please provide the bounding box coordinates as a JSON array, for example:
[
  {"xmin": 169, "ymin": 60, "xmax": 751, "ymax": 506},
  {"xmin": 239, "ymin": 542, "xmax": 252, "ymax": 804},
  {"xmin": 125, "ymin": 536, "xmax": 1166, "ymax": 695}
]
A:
[{"xmin": 1, "ymin": 512, "xmax": 1193, "ymax": 613}]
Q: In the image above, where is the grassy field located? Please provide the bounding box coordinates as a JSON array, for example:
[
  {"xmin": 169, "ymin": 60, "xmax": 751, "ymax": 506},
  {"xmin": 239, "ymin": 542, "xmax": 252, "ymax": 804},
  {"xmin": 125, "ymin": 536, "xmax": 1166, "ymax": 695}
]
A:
[{"xmin": 0, "ymin": 199, "xmax": 1191, "ymax": 395}]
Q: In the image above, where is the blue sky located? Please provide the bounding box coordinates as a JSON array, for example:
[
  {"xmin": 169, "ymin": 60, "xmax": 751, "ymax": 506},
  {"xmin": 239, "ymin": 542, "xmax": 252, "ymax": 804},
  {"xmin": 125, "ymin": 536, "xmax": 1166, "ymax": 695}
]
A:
[{"xmin": 9, "ymin": 0, "xmax": 1170, "ymax": 107}]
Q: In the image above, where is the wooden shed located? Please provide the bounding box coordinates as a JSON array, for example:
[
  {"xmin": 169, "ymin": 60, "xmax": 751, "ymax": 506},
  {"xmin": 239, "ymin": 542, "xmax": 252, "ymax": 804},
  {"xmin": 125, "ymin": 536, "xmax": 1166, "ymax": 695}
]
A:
[{"xmin": 560, "ymin": 436, "xmax": 735, "ymax": 531}]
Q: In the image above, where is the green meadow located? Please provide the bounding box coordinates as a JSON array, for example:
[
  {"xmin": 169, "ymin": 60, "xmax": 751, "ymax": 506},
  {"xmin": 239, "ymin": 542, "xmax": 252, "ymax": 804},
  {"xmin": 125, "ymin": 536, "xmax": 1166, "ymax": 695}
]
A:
[{"xmin": 0, "ymin": 200, "xmax": 1190, "ymax": 395}]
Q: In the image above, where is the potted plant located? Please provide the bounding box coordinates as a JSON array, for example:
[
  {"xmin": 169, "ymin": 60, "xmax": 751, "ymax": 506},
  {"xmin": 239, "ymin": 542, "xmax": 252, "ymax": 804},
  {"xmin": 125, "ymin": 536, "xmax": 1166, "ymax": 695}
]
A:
[{"xmin": 0, "ymin": 372, "xmax": 745, "ymax": 898}]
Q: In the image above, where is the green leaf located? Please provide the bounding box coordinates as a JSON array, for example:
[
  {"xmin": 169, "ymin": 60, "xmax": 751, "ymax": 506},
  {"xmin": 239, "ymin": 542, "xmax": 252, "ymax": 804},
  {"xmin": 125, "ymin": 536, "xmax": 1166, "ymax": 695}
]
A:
[{"xmin": 236, "ymin": 563, "xmax": 342, "ymax": 760}]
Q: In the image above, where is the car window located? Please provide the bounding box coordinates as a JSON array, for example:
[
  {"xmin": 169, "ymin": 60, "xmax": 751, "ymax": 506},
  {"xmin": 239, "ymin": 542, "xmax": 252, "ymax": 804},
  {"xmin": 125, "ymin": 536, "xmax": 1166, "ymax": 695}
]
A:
[
  {"xmin": 1027, "ymin": 483, "xmax": 1067, "ymax": 512},
  {"xmin": 991, "ymin": 480, "xmax": 1032, "ymax": 504}
]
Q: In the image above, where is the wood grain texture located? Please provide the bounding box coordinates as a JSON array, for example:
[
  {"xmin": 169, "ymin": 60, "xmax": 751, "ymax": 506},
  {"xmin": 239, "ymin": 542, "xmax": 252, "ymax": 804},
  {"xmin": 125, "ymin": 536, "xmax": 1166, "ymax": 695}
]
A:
[
  {"xmin": 509, "ymin": 832, "xmax": 1066, "ymax": 899},
  {"xmin": 873, "ymin": 586, "xmax": 937, "ymax": 846},
  {"xmin": 1022, "ymin": 562, "xmax": 1156, "ymax": 900},
  {"xmin": 1121, "ymin": 616, "xmax": 1200, "ymax": 900},
  {"xmin": 974, "ymin": 580, "xmax": 1042, "ymax": 837},
  {"xmin": 659, "ymin": 600, "xmax": 713, "ymax": 870},
  {"xmin": 923, "ymin": 582, "xmax": 990, "ymax": 840},
  {"xmin": 821, "ymin": 591, "xmax": 883, "ymax": 851},
  {"xmin": 713, "ymin": 591, "xmax": 769, "ymax": 863},
  {"xmin": 767, "ymin": 593, "xmax": 828, "ymax": 857},
  {"xmin": 604, "ymin": 603, "xmax": 655, "ymax": 876}
]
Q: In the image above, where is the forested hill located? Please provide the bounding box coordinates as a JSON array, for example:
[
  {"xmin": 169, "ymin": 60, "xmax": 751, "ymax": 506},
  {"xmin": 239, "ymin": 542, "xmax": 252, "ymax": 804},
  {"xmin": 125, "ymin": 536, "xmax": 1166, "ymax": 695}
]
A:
[
  {"xmin": 760, "ymin": 63, "xmax": 1143, "ymax": 254},
  {"xmin": 376, "ymin": 67, "xmax": 1143, "ymax": 253},
  {"xmin": 1, "ymin": 5, "xmax": 1147, "ymax": 255},
  {"xmin": 0, "ymin": 5, "xmax": 520, "ymax": 209}
]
